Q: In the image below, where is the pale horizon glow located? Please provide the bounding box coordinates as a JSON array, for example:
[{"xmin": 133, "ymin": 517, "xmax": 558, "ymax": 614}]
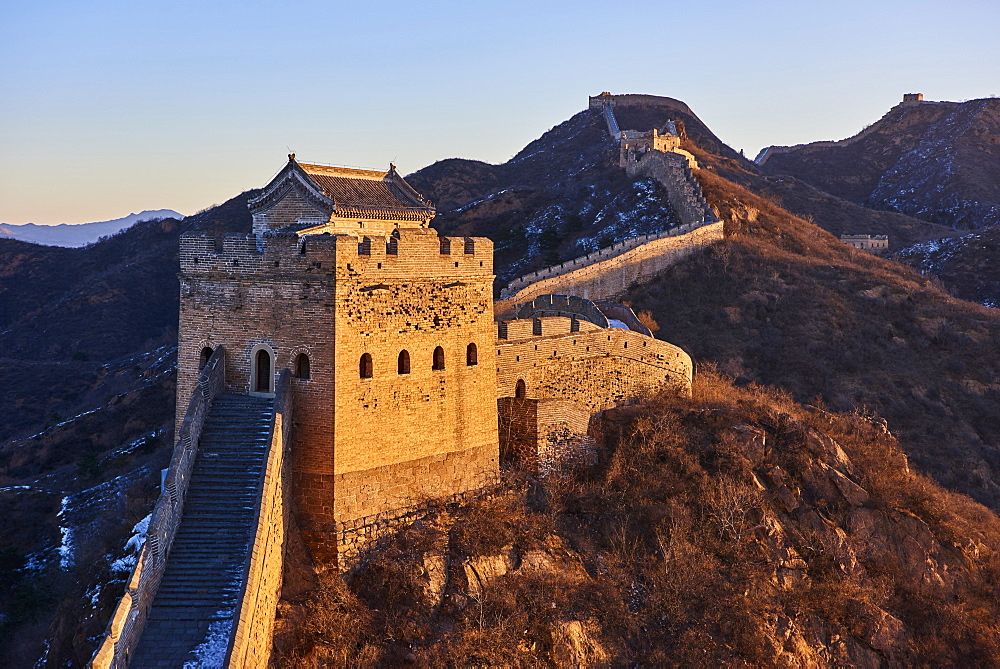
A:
[{"xmin": 2, "ymin": 0, "xmax": 998, "ymax": 225}]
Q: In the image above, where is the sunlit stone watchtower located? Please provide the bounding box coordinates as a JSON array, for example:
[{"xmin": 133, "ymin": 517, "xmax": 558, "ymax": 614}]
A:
[{"xmin": 176, "ymin": 156, "xmax": 499, "ymax": 561}]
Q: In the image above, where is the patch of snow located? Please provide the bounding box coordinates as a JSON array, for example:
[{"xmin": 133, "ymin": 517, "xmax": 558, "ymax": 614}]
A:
[
  {"xmin": 58, "ymin": 496, "xmax": 74, "ymax": 570},
  {"xmin": 112, "ymin": 513, "xmax": 151, "ymax": 573},
  {"xmin": 183, "ymin": 617, "xmax": 234, "ymax": 669},
  {"xmin": 0, "ymin": 485, "xmax": 35, "ymax": 493},
  {"xmin": 452, "ymin": 189, "xmax": 510, "ymax": 213},
  {"xmin": 608, "ymin": 319, "xmax": 630, "ymax": 329},
  {"xmin": 34, "ymin": 638, "xmax": 51, "ymax": 668},
  {"xmin": 24, "ymin": 550, "xmax": 51, "ymax": 574}
]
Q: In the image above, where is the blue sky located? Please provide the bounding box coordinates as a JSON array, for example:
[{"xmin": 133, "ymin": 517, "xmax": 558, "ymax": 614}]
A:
[{"xmin": 1, "ymin": 0, "xmax": 997, "ymax": 224}]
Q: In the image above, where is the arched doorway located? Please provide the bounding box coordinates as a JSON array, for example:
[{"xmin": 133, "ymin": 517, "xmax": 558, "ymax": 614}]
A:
[
  {"xmin": 253, "ymin": 348, "xmax": 272, "ymax": 393},
  {"xmin": 199, "ymin": 346, "xmax": 214, "ymax": 370},
  {"xmin": 515, "ymin": 379, "xmax": 526, "ymax": 399}
]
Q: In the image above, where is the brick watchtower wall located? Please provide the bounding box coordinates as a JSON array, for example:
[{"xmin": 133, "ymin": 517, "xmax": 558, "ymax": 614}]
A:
[{"xmin": 177, "ymin": 228, "xmax": 498, "ymax": 565}]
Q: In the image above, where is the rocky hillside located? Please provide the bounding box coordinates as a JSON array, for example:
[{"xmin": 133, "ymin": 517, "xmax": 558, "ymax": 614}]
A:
[
  {"xmin": 409, "ymin": 109, "xmax": 682, "ymax": 286},
  {"xmin": 273, "ymin": 373, "xmax": 1000, "ymax": 666},
  {"xmin": 626, "ymin": 171, "xmax": 1000, "ymax": 512},
  {"xmin": 758, "ymin": 98, "xmax": 1000, "ymax": 229},
  {"xmin": 896, "ymin": 226, "xmax": 1000, "ymax": 308},
  {"xmin": 412, "ymin": 98, "xmax": 958, "ymax": 272}
]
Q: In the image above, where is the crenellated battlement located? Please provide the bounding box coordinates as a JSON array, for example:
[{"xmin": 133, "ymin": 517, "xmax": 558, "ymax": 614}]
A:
[{"xmin": 180, "ymin": 228, "xmax": 493, "ymax": 281}]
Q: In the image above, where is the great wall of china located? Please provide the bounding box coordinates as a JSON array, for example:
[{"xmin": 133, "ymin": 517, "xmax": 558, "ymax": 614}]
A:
[{"xmin": 92, "ymin": 94, "xmax": 724, "ymax": 668}]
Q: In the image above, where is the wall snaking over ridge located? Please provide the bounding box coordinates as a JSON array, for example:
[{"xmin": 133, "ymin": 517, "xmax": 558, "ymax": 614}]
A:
[{"xmin": 496, "ymin": 221, "xmax": 724, "ymax": 316}]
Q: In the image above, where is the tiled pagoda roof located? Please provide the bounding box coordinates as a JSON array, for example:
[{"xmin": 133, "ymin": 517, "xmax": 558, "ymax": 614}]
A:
[{"xmin": 298, "ymin": 163, "xmax": 434, "ymax": 221}]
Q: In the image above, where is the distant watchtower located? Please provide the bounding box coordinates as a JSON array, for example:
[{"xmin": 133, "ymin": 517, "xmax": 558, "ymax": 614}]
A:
[{"xmin": 902, "ymin": 93, "xmax": 924, "ymax": 105}]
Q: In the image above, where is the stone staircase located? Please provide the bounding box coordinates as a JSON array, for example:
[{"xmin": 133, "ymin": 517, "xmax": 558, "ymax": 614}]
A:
[
  {"xmin": 601, "ymin": 100, "xmax": 621, "ymax": 138},
  {"xmin": 131, "ymin": 394, "xmax": 274, "ymax": 667}
]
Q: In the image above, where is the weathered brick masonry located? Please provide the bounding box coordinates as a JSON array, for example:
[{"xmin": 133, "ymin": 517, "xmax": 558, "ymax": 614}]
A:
[
  {"xmin": 496, "ymin": 318, "xmax": 692, "ymax": 409},
  {"xmin": 495, "ymin": 315, "xmax": 693, "ymax": 468}
]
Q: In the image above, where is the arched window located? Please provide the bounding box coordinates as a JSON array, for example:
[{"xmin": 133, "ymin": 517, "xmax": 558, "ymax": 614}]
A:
[
  {"xmin": 199, "ymin": 346, "xmax": 214, "ymax": 370},
  {"xmin": 515, "ymin": 379, "xmax": 526, "ymax": 399},
  {"xmin": 397, "ymin": 350, "xmax": 410, "ymax": 375},
  {"xmin": 360, "ymin": 353, "xmax": 373, "ymax": 379},
  {"xmin": 432, "ymin": 346, "xmax": 445, "ymax": 370},
  {"xmin": 466, "ymin": 342, "xmax": 478, "ymax": 366},
  {"xmin": 295, "ymin": 353, "xmax": 311, "ymax": 379},
  {"xmin": 254, "ymin": 348, "xmax": 272, "ymax": 393}
]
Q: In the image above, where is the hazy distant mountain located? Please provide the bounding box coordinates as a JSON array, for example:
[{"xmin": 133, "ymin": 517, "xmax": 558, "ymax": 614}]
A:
[{"xmin": 0, "ymin": 209, "xmax": 183, "ymax": 247}]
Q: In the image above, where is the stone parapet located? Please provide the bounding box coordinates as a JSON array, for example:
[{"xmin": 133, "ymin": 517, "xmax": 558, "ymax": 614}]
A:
[
  {"xmin": 179, "ymin": 227, "xmax": 493, "ymax": 282},
  {"xmin": 336, "ymin": 482, "xmax": 501, "ymax": 570},
  {"xmin": 496, "ymin": 323, "xmax": 693, "ymax": 411},
  {"xmin": 227, "ymin": 371, "xmax": 292, "ymax": 667},
  {"xmin": 626, "ymin": 150, "xmax": 713, "ymax": 225}
]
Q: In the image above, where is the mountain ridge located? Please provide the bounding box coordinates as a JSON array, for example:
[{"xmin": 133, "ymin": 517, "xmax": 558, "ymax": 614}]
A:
[
  {"xmin": 0, "ymin": 210, "xmax": 183, "ymax": 247},
  {"xmin": 757, "ymin": 97, "xmax": 1000, "ymax": 229}
]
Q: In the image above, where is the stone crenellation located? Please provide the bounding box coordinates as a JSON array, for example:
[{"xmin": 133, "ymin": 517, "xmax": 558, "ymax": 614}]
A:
[
  {"xmin": 500, "ymin": 222, "xmax": 711, "ymax": 298},
  {"xmin": 625, "ymin": 150, "xmax": 714, "ymax": 224},
  {"xmin": 176, "ymin": 221, "xmax": 499, "ymax": 566},
  {"xmin": 496, "ymin": 320, "xmax": 692, "ymax": 411},
  {"xmin": 591, "ymin": 93, "xmax": 715, "ymax": 229},
  {"xmin": 495, "ymin": 313, "xmax": 692, "ymax": 470}
]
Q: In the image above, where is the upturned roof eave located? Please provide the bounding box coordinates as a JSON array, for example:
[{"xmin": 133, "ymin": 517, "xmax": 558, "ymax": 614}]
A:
[{"xmin": 247, "ymin": 159, "xmax": 334, "ymax": 214}]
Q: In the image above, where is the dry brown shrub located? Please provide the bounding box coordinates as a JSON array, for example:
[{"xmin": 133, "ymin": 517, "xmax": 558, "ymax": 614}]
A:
[{"xmin": 635, "ymin": 309, "xmax": 660, "ymax": 334}]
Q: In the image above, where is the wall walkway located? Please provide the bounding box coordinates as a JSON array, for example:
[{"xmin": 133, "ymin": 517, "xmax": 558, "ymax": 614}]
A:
[
  {"xmin": 496, "ymin": 221, "xmax": 723, "ymax": 317},
  {"xmin": 91, "ymin": 360, "xmax": 292, "ymax": 668}
]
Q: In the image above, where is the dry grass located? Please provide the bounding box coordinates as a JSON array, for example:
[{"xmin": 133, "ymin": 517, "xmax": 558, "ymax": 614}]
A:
[
  {"xmin": 627, "ymin": 170, "xmax": 1000, "ymax": 512},
  {"xmin": 274, "ymin": 371, "xmax": 1000, "ymax": 666}
]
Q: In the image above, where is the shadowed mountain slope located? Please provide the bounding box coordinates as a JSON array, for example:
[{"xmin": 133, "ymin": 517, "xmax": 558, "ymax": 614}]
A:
[
  {"xmin": 0, "ymin": 194, "xmax": 252, "ymax": 666},
  {"xmin": 758, "ymin": 98, "xmax": 1000, "ymax": 229},
  {"xmin": 5, "ymin": 93, "xmax": 1000, "ymax": 665},
  {"xmin": 897, "ymin": 225, "xmax": 1000, "ymax": 308},
  {"xmin": 625, "ymin": 170, "xmax": 1000, "ymax": 510},
  {"xmin": 409, "ymin": 109, "xmax": 683, "ymax": 286}
]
